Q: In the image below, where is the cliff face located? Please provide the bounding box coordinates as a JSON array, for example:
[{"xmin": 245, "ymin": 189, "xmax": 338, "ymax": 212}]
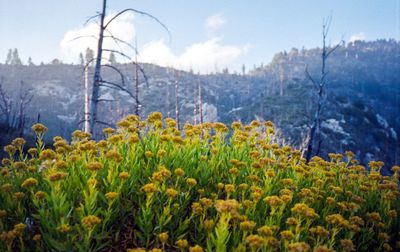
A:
[{"xmin": 0, "ymin": 40, "xmax": 399, "ymax": 169}]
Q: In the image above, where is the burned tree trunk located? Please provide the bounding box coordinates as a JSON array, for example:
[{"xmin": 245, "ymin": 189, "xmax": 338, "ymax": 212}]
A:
[
  {"xmin": 89, "ymin": 0, "xmax": 107, "ymax": 135},
  {"xmin": 134, "ymin": 39, "xmax": 140, "ymax": 117},
  {"xmin": 198, "ymin": 77, "xmax": 203, "ymax": 124},
  {"xmin": 175, "ymin": 76, "xmax": 180, "ymax": 130},
  {"xmin": 84, "ymin": 63, "xmax": 90, "ymax": 133},
  {"xmin": 305, "ymin": 17, "xmax": 342, "ymax": 162},
  {"xmin": 193, "ymin": 80, "xmax": 197, "ymax": 125}
]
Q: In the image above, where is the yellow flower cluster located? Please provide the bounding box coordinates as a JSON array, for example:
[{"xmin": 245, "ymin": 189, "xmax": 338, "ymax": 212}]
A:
[{"xmin": 0, "ymin": 113, "xmax": 399, "ymax": 251}]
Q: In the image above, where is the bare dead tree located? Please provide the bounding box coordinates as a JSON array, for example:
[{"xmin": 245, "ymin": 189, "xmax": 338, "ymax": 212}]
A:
[
  {"xmin": 174, "ymin": 71, "xmax": 180, "ymax": 130},
  {"xmin": 84, "ymin": 62, "xmax": 90, "ymax": 133},
  {"xmin": 16, "ymin": 82, "xmax": 34, "ymax": 135},
  {"xmin": 86, "ymin": 0, "xmax": 169, "ymax": 134},
  {"xmin": 193, "ymin": 79, "xmax": 197, "ymax": 125},
  {"xmin": 198, "ymin": 76, "xmax": 203, "ymax": 124},
  {"xmin": 0, "ymin": 79, "xmax": 12, "ymax": 128},
  {"xmin": 278, "ymin": 62, "xmax": 284, "ymax": 96},
  {"xmin": 0, "ymin": 79, "xmax": 33, "ymax": 135},
  {"xmin": 134, "ymin": 38, "xmax": 140, "ymax": 116},
  {"xmin": 305, "ymin": 16, "xmax": 343, "ymax": 162}
]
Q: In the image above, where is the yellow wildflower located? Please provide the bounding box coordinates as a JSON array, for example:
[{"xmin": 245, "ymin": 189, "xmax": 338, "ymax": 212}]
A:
[
  {"xmin": 189, "ymin": 245, "xmax": 204, "ymax": 252},
  {"xmin": 105, "ymin": 192, "xmax": 119, "ymax": 201},
  {"xmin": 204, "ymin": 219, "xmax": 215, "ymax": 232},
  {"xmin": 288, "ymin": 242, "xmax": 310, "ymax": 252},
  {"xmin": 141, "ymin": 183, "xmax": 158, "ymax": 194},
  {"xmin": 21, "ymin": 177, "xmax": 38, "ymax": 188},
  {"xmin": 35, "ymin": 191, "xmax": 46, "ymax": 200},
  {"xmin": 32, "ymin": 123, "xmax": 48, "ymax": 135},
  {"xmin": 39, "ymin": 149, "xmax": 57, "ymax": 161},
  {"xmin": 56, "ymin": 224, "xmax": 71, "ymax": 233},
  {"xmin": 340, "ymin": 239, "xmax": 355, "ymax": 252},
  {"xmin": 49, "ymin": 172, "xmax": 68, "ymax": 182},
  {"xmin": 158, "ymin": 232, "xmax": 168, "ymax": 243},
  {"xmin": 280, "ymin": 230, "xmax": 295, "ymax": 240},
  {"xmin": 119, "ymin": 172, "xmax": 129, "ymax": 180},
  {"xmin": 82, "ymin": 215, "xmax": 101, "ymax": 229},
  {"xmin": 257, "ymin": 226, "xmax": 273, "ymax": 237},
  {"xmin": 145, "ymin": 151, "xmax": 153, "ymax": 158},
  {"xmin": 215, "ymin": 199, "xmax": 240, "ymax": 215},
  {"xmin": 14, "ymin": 192, "xmax": 25, "ymax": 201},
  {"xmin": 240, "ymin": 220, "xmax": 256, "ymax": 231},
  {"xmin": 33, "ymin": 234, "xmax": 41, "ymax": 241},
  {"xmin": 166, "ymin": 188, "xmax": 178, "ymax": 198},
  {"xmin": 186, "ymin": 178, "xmax": 197, "ymax": 187},
  {"xmin": 86, "ymin": 161, "xmax": 103, "ymax": 171},
  {"xmin": 246, "ymin": 234, "xmax": 266, "ymax": 249},
  {"xmin": 176, "ymin": 239, "xmax": 189, "ymax": 249}
]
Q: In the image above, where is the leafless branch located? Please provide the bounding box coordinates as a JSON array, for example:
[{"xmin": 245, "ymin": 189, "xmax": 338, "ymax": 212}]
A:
[
  {"xmin": 99, "ymin": 80, "xmax": 138, "ymax": 103},
  {"xmin": 95, "ymin": 120, "xmax": 114, "ymax": 127},
  {"xmin": 68, "ymin": 35, "xmax": 98, "ymax": 43},
  {"xmin": 305, "ymin": 66, "xmax": 317, "ymax": 88},
  {"xmin": 103, "ymin": 34, "xmax": 138, "ymax": 55},
  {"xmin": 326, "ymin": 41, "xmax": 343, "ymax": 57},
  {"xmin": 103, "ymin": 49, "xmax": 149, "ymax": 86},
  {"xmin": 97, "ymin": 99, "xmax": 114, "ymax": 102},
  {"xmin": 85, "ymin": 13, "xmax": 101, "ymax": 25},
  {"xmin": 104, "ymin": 8, "xmax": 171, "ymax": 41},
  {"xmin": 102, "ymin": 64, "xmax": 125, "ymax": 86}
]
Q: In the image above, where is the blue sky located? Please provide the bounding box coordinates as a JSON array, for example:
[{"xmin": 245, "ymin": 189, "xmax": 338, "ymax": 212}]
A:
[{"xmin": 1, "ymin": 0, "xmax": 399, "ymax": 72}]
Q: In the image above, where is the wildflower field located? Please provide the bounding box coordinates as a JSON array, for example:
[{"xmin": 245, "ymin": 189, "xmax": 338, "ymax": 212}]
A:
[{"xmin": 0, "ymin": 112, "xmax": 399, "ymax": 252}]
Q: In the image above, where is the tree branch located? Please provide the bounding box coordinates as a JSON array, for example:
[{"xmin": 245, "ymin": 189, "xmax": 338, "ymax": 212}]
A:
[
  {"xmin": 326, "ymin": 42, "xmax": 343, "ymax": 58},
  {"xmin": 95, "ymin": 120, "xmax": 114, "ymax": 127},
  {"xmin": 84, "ymin": 13, "xmax": 101, "ymax": 25},
  {"xmin": 102, "ymin": 49, "xmax": 149, "ymax": 87},
  {"xmin": 68, "ymin": 35, "xmax": 98, "ymax": 43},
  {"xmin": 99, "ymin": 80, "xmax": 138, "ymax": 103},
  {"xmin": 97, "ymin": 98, "xmax": 114, "ymax": 102},
  {"xmin": 305, "ymin": 65, "xmax": 318, "ymax": 88},
  {"xmin": 103, "ymin": 34, "xmax": 138, "ymax": 55},
  {"xmin": 102, "ymin": 64, "xmax": 125, "ymax": 86},
  {"xmin": 104, "ymin": 8, "xmax": 170, "ymax": 41}
]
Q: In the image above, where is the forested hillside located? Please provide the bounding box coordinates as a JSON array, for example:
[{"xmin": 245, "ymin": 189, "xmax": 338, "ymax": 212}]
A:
[{"xmin": 0, "ymin": 39, "xmax": 399, "ymax": 168}]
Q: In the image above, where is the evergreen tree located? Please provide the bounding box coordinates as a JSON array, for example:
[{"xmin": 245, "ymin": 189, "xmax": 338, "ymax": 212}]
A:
[
  {"xmin": 5, "ymin": 49, "xmax": 12, "ymax": 64},
  {"xmin": 109, "ymin": 52, "xmax": 116, "ymax": 64},
  {"xmin": 85, "ymin": 48, "xmax": 94, "ymax": 65},
  {"xmin": 28, "ymin": 57, "xmax": 34, "ymax": 66},
  {"xmin": 79, "ymin": 52, "xmax": 84, "ymax": 66},
  {"xmin": 11, "ymin": 48, "xmax": 22, "ymax": 65},
  {"xmin": 51, "ymin": 58, "xmax": 61, "ymax": 65}
]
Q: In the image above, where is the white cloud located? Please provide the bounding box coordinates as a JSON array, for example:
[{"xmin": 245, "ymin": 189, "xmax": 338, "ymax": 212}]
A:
[
  {"xmin": 60, "ymin": 13, "xmax": 249, "ymax": 73},
  {"xmin": 205, "ymin": 13, "xmax": 226, "ymax": 30},
  {"xmin": 60, "ymin": 13, "xmax": 136, "ymax": 62},
  {"xmin": 349, "ymin": 32, "xmax": 366, "ymax": 43},
  {"xmin": 139, "ymin": 37, "xmax": 248, "ymax": 73}
]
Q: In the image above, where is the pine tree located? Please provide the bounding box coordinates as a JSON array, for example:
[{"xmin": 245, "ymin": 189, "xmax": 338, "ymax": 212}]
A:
[
  {"xmin": 109, "ymin": 52, "xmax": 116, "ymax": 64},
  {"xmin": 79, "ymin": 53, "xmax": 84, "ymax": 66},
  {"xmin": 11, "ymin": 48, "xmax": 22, "ymax": 65},
  {"xmin": 85, "ymin": 48, "xmax": 94, "ymax": 66},
  {"xmin": 5, "ymin": 49, "xmax": 12, "ymax": 64},
  {"xmin": 28, "ymin": 57, "xmax": 34, "ymax": 66}
]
